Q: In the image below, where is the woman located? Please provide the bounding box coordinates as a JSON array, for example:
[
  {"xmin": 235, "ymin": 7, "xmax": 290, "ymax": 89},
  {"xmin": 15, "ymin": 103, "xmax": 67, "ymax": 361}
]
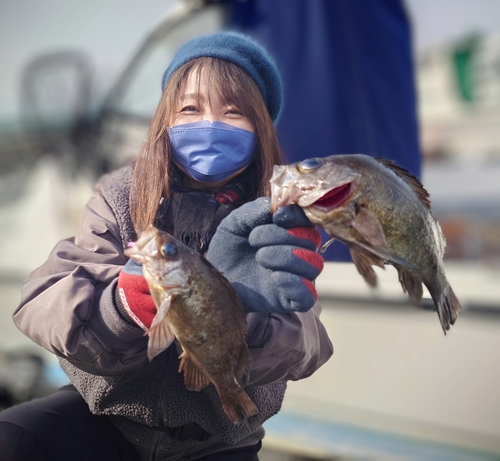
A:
[{"xmin": 1, "ymin": 32, "xmax": 333, "ymax": 461}]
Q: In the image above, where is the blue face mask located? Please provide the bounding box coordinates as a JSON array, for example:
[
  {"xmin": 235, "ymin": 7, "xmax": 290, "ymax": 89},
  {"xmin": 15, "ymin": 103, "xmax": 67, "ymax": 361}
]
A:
[{"xmin": 168, "ymin": 120, "xmax": 256, "ymax": 183}]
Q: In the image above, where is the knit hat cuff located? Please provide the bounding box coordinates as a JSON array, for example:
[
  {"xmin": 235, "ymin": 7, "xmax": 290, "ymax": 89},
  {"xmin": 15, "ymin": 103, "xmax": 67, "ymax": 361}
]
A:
[{"xmin": 161, "ymin": 32, "xmax": 282, "ymax": 122}]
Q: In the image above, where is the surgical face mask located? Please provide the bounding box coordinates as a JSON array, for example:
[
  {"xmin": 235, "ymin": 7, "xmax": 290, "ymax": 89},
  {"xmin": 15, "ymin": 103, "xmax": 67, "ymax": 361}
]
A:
[{"xmin": 168, "ymin": 120, "xmax": 256, "ymax": 183}]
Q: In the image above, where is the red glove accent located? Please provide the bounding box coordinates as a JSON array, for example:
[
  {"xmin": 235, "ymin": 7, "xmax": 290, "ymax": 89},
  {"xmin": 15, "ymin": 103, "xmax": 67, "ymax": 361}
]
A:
[
  {"xmin": 293, "ymin": 248, "xmax": 324, "ymax": 272},
  {"xmin": 301, "ymin": 278, "xmax": 318, "ymax": 300},
  {"xmin": 287, "ymin": 227, "xmax": 322, "ymax": 249},
  {"xmin": 117, "ymin": 261, "xmax": 156, "ymax": 330}
]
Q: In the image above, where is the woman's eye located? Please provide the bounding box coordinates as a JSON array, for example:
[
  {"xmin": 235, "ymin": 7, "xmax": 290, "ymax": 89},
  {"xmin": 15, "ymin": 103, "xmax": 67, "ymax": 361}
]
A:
[
  {"xmin": 180, "ymin": 105, "xmax": 197, "ymax": 113},
  {"xmin": 225, "ymin": 107, "xmax": 243, "ymax": 116}
]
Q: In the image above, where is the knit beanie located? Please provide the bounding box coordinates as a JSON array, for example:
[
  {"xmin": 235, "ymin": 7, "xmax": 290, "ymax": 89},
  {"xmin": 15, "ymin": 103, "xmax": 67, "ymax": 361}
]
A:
[{"xmin": 161, "ymin": 32, "xmax": 282, "ymax": 122}]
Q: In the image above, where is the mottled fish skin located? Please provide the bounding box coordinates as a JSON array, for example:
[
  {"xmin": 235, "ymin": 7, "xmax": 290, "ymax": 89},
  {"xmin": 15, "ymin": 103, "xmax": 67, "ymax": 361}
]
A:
[
  {"xmin": 125, "ymin": 226, "xmax": 258, "ymax": 424},
  {"xmin": 270, "ymin": 154, "xmax": 461, "ymax": 334}
]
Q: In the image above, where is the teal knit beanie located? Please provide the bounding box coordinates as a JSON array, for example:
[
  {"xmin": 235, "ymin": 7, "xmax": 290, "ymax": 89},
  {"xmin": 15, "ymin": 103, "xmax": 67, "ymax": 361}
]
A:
[{"xmin": 161, "ymin": 32, "xmax": 282, "ymax": 122}]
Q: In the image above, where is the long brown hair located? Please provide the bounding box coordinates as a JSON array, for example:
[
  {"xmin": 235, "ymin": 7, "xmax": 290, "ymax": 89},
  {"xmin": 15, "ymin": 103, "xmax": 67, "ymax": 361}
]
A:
[{"xmin": 131, "ymin": 57, "xmax": 284, "ymax": 233}]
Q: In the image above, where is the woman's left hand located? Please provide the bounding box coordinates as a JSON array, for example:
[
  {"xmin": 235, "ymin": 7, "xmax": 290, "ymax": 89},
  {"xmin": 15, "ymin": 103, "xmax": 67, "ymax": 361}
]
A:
[{"xmin": 205, "ymin": 197, "xmax": 324, "ymax": 314}]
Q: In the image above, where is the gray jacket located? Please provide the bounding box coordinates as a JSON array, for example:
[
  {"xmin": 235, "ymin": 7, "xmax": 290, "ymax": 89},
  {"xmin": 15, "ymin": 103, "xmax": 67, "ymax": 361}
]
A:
[{"xmin": 14, "ymin": 166, "xmax": 333, "ymax": 460}]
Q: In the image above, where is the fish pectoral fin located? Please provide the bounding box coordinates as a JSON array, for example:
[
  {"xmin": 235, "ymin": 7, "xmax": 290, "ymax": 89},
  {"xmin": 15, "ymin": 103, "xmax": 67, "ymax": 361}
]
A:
[
  {"xmin": 179, "ymin": 352, "xmax": 211, "ymax": 391},
  {"xmin": 351, "ymin": 206, "xmax": 410, "ymax": 266},
  {"xmin": 146, "ymin": 297, "xmax": 176, "ymax": 361},
  {"xmin": 352, "ymin": 206, "xmax": 388, "ymax": 247},
  {"xmin": 150, "ymin": 296, "xmax": 173, "ymax": 328},
  {"xmin": 349, "ymin": 247, "xmax": 385, "ymax": 287},
  {"xmin": 355, "ymin": 240, "xmax": 418, "ymax": 270}
]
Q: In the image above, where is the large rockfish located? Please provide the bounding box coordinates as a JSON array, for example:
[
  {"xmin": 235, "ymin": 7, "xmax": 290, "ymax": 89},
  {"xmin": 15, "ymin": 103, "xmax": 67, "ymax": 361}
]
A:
[
  {"xmin": 125, "ymin": 226, "xmax": 258, "ymax": 424},
  {"xmin": 270, "ymin": 154, "xmax": 461, "ymax": 334}
]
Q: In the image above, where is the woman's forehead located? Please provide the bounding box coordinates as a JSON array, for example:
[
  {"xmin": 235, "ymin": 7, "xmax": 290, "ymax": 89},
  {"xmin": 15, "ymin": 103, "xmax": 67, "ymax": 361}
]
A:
[
  {"xmin": 178, "ymin": 64, "xmax": 225, "ymax": 101},
  {"xmin": 169, "ymin": 57, "xmax": 259, "ymax": 113},
  {"xmin": 183, "ymin": 65, "xmax": 207, "ymax": 88}
]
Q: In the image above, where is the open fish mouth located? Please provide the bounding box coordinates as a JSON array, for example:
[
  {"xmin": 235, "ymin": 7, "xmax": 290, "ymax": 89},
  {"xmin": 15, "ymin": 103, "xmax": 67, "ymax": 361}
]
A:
[
  {"xmin": 269, "ymin": 161, "xmax": 358, "ymax": 212},
  {"xmin": 309, "ymin": 183, "xmax": 352, "ymax": 210}
]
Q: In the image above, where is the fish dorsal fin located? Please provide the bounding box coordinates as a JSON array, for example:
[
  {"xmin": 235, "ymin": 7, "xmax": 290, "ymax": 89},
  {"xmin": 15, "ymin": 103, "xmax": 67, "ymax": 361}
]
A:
[
  {"xmin": 146, "ymin": 296, "xmax": 176, "ymax": 361},
  {"xmin": 376, "ymin": 158, "xmax": 432, "ymax": 210}
]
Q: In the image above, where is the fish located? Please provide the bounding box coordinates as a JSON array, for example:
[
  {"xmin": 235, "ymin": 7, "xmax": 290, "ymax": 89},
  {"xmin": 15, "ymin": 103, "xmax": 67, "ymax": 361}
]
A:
[
  {"xmin": 125, "ymin": 226, "xmax": 258, "ymax": 424},
  {"xmin": 270, "ymin": 154, "xmax": 461, "ymax": 334}
]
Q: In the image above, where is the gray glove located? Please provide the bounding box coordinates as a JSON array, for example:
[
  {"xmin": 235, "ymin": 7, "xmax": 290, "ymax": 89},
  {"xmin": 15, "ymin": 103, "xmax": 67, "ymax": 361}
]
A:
[{"xmin": 205, "ymin": 197, "xmax": 324, "ymax": 314}]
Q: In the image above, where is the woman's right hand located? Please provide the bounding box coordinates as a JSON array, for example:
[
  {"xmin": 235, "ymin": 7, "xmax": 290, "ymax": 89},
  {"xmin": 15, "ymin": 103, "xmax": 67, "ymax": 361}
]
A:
[
  {"xmin": 116, "ymin": 259, "xmax": 156, "ymax": 330},
  {"xmin": 205, "ymin": 197, "xmax": 324, "ymax": 314}
]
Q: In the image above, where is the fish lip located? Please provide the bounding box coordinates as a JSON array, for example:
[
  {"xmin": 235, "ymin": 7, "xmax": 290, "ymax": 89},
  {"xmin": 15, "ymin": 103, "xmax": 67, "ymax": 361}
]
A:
[
  {"xmin": 270, "ymin": 165, "xmax": 291, "ymax": 212},
  {"xmin": 305, "ymin": 182, "xmax": 353, "ymax": 211},
  {"xmin": 295, "ymin": 178, "xmax": 353, "ymax": 207},
  {"xmin": 270, "ymin": 184, "xmax": 297, "ymax": 212}
]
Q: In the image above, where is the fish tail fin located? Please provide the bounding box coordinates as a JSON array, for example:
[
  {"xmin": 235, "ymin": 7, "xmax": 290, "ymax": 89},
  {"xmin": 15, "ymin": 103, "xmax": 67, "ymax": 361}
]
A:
[
  {"xmin": 430, "ymin": 284, "xmax": 462, "ymax": 335},
  {"xmin": 179, "ymin": 352, "xmax": 211, "ymax": 391},
  {"xmin": 397, "ymin": 269, "xmax": 423, "ymax": 304},
  {"xmin": 218, "ymin": 385, "xmax": 258, "ymax": 425}
]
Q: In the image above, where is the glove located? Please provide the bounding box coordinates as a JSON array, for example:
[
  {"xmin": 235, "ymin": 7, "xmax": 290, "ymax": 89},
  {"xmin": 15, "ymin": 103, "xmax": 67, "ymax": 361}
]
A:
[
  {"xmin": 115, "ymin": 259, "xmax": 156, "ymax": 330},
  {"xmin": 205, "ymin": 197, "xmax": 324, "ymax": 314}
]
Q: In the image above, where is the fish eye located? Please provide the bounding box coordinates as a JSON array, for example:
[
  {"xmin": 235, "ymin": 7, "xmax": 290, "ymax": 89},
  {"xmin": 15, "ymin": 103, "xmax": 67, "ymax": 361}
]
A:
[
  {"xmin": 298, "ymin": 158, "xmax": 323, "ymax": 172},
  {"xmin": 160, "ymin": 242, "xmax": 178, "ymax": 258}
]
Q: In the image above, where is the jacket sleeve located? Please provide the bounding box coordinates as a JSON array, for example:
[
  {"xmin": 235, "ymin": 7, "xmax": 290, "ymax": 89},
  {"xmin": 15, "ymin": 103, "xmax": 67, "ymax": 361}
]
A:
[
  {"xmin": 14, "ymin": 183, "xmax": 333, "ymax": 381},
  {"xmin": 242, "ymin": 302, "xmax": 333, "ymax": 387},
  {"xmin": 13, "ymin": 187, "xmax": 149, "ymax": 376}
]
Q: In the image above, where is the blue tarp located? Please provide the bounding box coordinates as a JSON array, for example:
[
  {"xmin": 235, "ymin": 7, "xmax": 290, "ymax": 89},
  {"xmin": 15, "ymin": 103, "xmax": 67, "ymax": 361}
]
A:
[{"xmin": 227, "ymin": 0, "xmax": 422, "ymax": 261}]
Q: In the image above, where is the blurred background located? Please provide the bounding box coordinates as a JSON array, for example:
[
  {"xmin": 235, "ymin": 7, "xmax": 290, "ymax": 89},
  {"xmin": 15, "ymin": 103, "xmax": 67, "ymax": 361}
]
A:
[{"xmin": 1, "ymin": 0, "xmax": 500, "ymax": 459}]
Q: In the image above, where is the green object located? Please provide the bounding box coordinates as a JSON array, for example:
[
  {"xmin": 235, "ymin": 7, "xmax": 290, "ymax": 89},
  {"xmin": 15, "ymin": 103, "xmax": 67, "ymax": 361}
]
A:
[{"xmin": 452, "ymin": 34, "xmax": 481, "ymax": 103}]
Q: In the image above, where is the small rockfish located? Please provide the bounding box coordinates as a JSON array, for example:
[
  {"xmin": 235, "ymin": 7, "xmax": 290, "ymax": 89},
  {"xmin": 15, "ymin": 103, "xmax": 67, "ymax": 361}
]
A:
[
  {"xmin": 125, "ymin": 226, "xmax": 258, "ymax": 424},
  {"xmin": 270, "ymin": 154, "xmax": 461, "ymax": 333}
]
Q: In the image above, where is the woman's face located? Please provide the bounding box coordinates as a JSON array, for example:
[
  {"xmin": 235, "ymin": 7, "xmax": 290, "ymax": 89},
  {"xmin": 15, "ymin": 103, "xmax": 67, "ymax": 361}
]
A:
[
  {"xmin": 172, "ymin": 66, "xmax": 255, "ymax": 132},
  {"xmin": 170, "ymin": 67, "xmax": 256, "ymax": 190}
]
